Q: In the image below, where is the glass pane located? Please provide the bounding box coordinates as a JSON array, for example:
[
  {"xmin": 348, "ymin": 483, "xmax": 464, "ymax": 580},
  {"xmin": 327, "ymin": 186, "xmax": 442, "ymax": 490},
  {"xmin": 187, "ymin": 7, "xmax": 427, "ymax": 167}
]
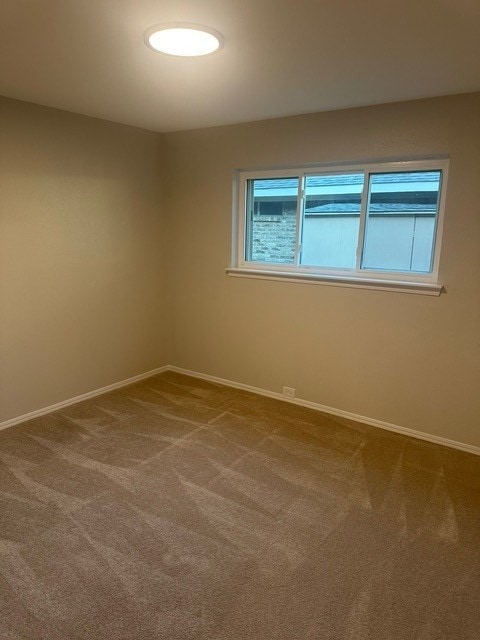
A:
[
  {"xmin": 361, "ymin": 171, "xmax": 441, "ymax": 273},
  {"xmin": 245, "ymin": 177, "xmax": 298, "ymax": 264},
  {"xmin": 300, "ymin": 173, "xmax": 364, "ymax": 269}
]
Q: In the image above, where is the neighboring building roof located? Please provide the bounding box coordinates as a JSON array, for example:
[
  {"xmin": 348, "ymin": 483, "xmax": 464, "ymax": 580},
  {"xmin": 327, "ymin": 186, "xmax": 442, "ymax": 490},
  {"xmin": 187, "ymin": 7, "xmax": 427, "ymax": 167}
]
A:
[
  {"xmin": 254, "ymin": 172, "xmax": 441, "ymax": 190},
  {"xmin": 253, "ymin": 172, "xmax": 441, "ymax": 199},
  {"xmin": 305, "ymin": 202, "xmax": 438, "ymax": 215}
]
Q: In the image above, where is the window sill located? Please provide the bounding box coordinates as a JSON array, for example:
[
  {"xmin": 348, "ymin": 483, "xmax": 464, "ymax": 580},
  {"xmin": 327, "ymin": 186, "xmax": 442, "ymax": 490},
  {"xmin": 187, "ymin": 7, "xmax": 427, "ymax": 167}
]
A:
[{"xmin": 226, "ymin": 267, "xmax": 443, "ymax": 296}]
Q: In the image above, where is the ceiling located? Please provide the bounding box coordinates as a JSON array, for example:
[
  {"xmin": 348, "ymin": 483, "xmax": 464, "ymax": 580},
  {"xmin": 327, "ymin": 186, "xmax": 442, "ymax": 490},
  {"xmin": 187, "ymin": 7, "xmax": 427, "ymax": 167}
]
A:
[{"xmin": 1, "ymin": 0, "xmax": 479, "ymax": 132}]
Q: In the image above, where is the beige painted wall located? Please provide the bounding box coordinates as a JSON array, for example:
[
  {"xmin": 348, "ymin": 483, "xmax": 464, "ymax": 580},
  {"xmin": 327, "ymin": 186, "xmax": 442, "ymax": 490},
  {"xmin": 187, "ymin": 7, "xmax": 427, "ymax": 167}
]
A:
[
  {"xmin": 2, "ymin": 93, "xmax": 479, "ymax": 448},
  {"xmin": 0, "ymin": 97, "xmax": 169, "ymax": 422},
  {"xmin": 164, "ymin": 93, "xmax": 480, "ymax": 448}
]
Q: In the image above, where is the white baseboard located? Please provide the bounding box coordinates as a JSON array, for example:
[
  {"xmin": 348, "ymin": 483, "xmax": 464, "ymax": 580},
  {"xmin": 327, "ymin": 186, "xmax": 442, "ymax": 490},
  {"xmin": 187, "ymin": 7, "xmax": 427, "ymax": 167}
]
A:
[
  {"xmin": 168, "ymin": 366, "xmax": 480, "ymax": 457},
  {"xmin": 0, "ymin": 366, "xmax": 169, "ymax": 432},
  {"xmin": 2, "ymin": 363, "xmax": 479, "ymax": 457}
]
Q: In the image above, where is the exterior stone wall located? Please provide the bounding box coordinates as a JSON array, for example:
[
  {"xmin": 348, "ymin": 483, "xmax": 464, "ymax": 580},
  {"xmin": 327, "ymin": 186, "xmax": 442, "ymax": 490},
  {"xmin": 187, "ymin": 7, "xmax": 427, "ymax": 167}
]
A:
[{"xmin": 251, "ymin": 213, "xmax": 296, "ymax": 263}]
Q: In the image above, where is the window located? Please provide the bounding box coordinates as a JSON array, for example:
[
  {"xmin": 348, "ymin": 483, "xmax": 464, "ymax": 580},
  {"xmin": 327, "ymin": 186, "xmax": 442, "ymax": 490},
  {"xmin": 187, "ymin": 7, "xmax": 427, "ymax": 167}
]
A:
[{"xmin": 229, "ymin": 159, "xmax": 448, "ymax": 295}]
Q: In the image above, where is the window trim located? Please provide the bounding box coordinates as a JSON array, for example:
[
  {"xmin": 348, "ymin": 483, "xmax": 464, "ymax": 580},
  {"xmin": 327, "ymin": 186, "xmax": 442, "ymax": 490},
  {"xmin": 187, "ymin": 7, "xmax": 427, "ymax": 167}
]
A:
[{"xmin": 230, "ymin": 159, "xmax": 449, "ymax": 295}]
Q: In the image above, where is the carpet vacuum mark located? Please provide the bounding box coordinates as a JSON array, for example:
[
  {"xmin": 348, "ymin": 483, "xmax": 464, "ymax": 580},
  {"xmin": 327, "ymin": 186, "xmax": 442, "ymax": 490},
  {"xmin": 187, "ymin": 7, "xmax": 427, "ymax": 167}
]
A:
[{"xmin": 0, "ymin": 371, "xmax": 479, "ymax": 639}]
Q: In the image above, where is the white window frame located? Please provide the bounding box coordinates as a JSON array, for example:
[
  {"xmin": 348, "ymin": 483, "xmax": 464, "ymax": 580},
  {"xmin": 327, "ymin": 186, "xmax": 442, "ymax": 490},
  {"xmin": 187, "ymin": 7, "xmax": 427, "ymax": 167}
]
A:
[{"xmin": 227, "ymin": 159, "xmax": 449, "ymax": 296}]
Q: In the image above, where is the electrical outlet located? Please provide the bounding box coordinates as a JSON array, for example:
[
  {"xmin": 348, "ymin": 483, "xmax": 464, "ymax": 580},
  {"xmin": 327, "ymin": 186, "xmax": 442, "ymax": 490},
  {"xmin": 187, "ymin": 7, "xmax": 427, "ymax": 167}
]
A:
[{"xmin": 283, "ymin": 386, "xmax": 295, "ymax": 398}]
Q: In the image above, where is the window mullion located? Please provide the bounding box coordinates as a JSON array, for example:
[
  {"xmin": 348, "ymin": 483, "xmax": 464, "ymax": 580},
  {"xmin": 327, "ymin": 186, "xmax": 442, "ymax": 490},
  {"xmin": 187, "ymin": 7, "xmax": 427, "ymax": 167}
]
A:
[
  {"xmin": 293, "ymin": 175, "xmax": 305, "ymax": 268},
  {"xmin": 355, "ymin": 170, "xmax": 369, "ymax": 272},
  {"xmin": 243, "ymin": 177, "xmax": 253, "ymax": 262}
]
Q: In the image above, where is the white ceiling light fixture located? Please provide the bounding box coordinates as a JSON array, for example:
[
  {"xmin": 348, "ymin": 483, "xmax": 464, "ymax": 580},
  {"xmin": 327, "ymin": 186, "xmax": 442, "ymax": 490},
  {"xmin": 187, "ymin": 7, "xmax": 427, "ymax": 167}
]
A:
[{"xmin": 144, "ymin": 23, "xmax": 224, "ymax": 57}]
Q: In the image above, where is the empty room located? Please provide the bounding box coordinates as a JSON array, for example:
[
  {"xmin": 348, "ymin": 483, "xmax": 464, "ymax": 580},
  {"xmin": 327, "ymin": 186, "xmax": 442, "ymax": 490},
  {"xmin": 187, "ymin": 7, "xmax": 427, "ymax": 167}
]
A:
[{"xmin": 1, "ymin": 1, "xmax": 479, "ymax": 638}]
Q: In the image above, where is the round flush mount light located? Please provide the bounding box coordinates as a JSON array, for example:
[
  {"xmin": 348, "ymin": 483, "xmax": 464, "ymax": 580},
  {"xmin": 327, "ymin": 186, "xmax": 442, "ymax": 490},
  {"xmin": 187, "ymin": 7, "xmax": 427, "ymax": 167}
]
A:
[{"xmin": 144, "ymin": 23, "xmax": 224, "ymax": 57}]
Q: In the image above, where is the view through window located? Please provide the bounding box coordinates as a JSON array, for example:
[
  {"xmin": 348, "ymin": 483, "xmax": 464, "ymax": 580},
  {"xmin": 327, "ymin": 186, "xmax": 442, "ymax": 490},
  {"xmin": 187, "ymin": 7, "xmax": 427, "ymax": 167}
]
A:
[{"xmin": 238, "ymin": 160, "xmax": 447, "ymax": 287}]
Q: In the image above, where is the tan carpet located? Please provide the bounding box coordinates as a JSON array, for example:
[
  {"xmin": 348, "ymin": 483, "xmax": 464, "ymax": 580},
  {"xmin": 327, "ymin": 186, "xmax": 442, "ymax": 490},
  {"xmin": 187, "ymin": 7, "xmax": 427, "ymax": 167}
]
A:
[{"xmin": 0, "ymin": 371, "xmax": 479, "ymax": 639}]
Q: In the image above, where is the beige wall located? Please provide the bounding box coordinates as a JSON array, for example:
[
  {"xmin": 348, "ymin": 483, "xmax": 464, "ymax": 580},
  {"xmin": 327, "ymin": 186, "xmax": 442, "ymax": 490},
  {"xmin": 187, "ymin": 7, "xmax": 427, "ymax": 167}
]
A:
[
  {"xmin": 164, "ymin": 93, "xmax": 480, "ymax": 448},
  {"xmin": 0, "ymin": 97, "xmax": 169, "ymax": 422},
  {"xmin": 1, "ymin": 93, "xmax": 479, "ymax": 449}
]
